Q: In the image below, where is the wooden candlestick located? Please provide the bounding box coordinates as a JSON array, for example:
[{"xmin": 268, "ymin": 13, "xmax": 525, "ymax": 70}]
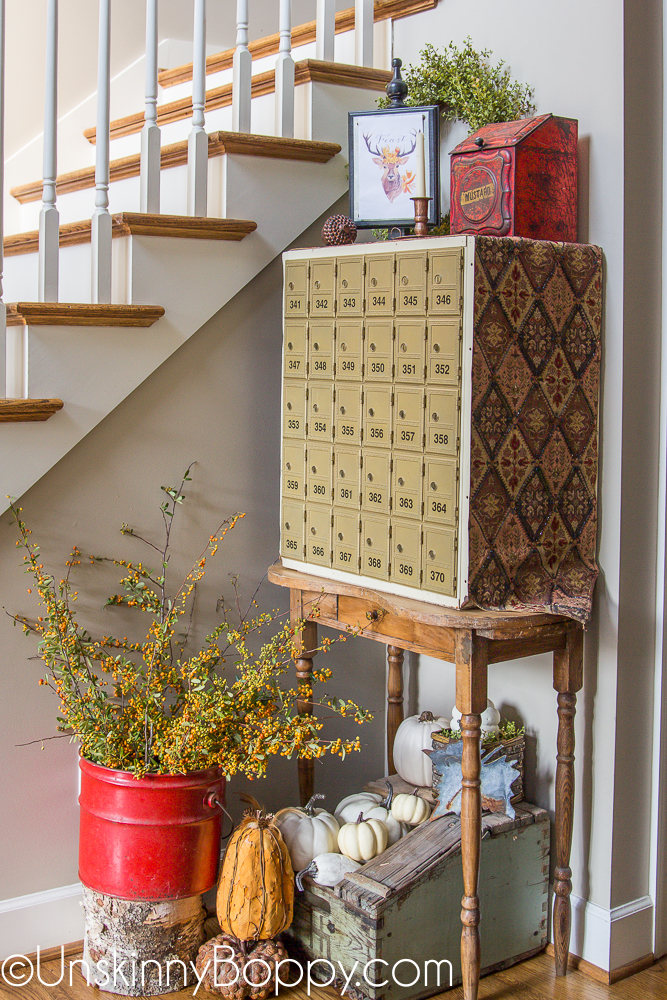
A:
[{"xmin": 411, "ymin": 196, "xmax": 431, "ymax": 237}]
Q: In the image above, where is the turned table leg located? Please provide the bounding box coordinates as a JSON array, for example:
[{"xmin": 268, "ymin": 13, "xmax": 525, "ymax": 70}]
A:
[
  {"xmin": 386, "ymin": 645, "xmax": 405, "ymax": 775},
  {"xmin": 290, "ymin": 590, "xmax": 318, "ymax": 806},
  {"xmin": 455, "ymin": 631, "xmax": 488, "ymax": 1000},
  {"xmin": 552, "ymin": 627, "xmax": 584, "ymax": 976}
]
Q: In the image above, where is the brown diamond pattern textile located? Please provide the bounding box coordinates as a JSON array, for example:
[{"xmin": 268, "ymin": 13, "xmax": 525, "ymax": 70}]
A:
[{"xmin": 467, "ymin": 236, "xmax": 602, "ymax": 623}]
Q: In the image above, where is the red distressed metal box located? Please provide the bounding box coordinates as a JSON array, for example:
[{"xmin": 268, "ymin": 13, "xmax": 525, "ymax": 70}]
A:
[{"xmin": 450, "ymin": 114, "xmax": 578, "ymax": 243}]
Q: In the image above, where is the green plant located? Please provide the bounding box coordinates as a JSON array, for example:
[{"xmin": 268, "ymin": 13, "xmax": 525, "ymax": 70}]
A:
[
  {"xmin": 11, "ymin": 472, "xmax": 371, "ymax": 778},
  {"xmin": 437, "ymin": 720, "xmax": 525, "ymax": 745}
]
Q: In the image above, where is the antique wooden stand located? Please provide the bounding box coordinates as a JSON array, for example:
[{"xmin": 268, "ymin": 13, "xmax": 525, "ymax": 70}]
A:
[{"xmin": 268, "ymin": 563, "xmax": 584, "ymax": 1000}]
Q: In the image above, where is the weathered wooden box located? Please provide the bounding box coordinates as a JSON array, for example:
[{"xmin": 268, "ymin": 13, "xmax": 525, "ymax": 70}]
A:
[{"xmin": 286, "ymin": 803, "xmax": 549, "ymax": 1000}]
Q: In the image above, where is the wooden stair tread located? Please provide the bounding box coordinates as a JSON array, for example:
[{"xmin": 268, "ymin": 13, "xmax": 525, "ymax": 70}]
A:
[
  {"xmin": 4, "ymin": 214, "xmax": 257, "ymax": 257},
  {"xmin": 158, "ymin": 1, "xmax": 437, "ymax": 88},
  {"xmin": 10, "ymin": 132, "xmax": 341, "ymax": 204},
  {"xmin": 0, "ymin": 399, "xmax": 64, "ymax": 422},
  {"xmin": 83, "ymin": 60, "xmax": 390, "ymax": 145},
  {"xmin": 6, "ymin": 303, "xmax": 165, "ymax": 327}
]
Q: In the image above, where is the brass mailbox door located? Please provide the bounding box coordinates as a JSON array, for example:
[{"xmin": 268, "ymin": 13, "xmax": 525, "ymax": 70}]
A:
[
  {"xmin": 310, "ymin": 258, "xmax": 335, "ymax": 317},
  {"xmin": 364, "ymin": 319, "xmax": 393, "ymax": 381},
  {"xmin": 428, "ymin": 249, "xmax": 462, "ymax": 315},
  {"xmin": 361, "ymin": 515, "xmax": 391, "ymax": 580},
  {"xmin": 395, "ymin": 319, "xmax": 426, "ymax": 383},
  {"xmin": 425, "ymin": 388, "xmax": 459, "ymax": 456},
  {"xmin": 392, "ymin": 452, "xmax": 423, "ymax": 520},
  {"xmin": 422, "ymin": 526, "xmax": 457, "ymax": 596},
  {"xmin": 391, "ymin": 519, "xmax": 421, "ymax": 587},
  {"xmin": 283, "ymin": 381, "xmax": 307, "ymax": 439},
  {"xmin": 337, "ymin": 256, "xmax": 364, "ymax": 317},
  {"xmin": 308, "ymin": 320, "xmax": 335, "ymax": 380},
  {"xmin": 427, "ymin": 318, "xmax": 461, "ymax": 385},
  {"xmin": 396, "ymin": 251, "xmax": 427, "ymax": 315},
  {"xmin": 366, "ymin": 255, "xmax": 394, "ymax": 315},
  {"xmin": 362, "ymin": 450, "xmax": 391, "ymax": 515},
  {"xmin": 394, "ymin": 387, "xmax": 424, "ymax": 452},
  {"xmin": 336, "ymin": 319, "xmax": 363, "ymax": 381},
  {"xmin": 283, "ymin": 321, "xmax": 307, "ymax": 379},
  {"xmin": 307, "ymin": 443, "xmax": 334, "ymax": 504},
  {"xmin": 335, "ymin": 384, "xmax": 362, "ymax": 447},
  {"xmin": 285, "ymin": 260, "xmax": 309, "ymax": 318},
  {"xmin": 333, "ymin": 510, "xmax": 360, "ymax": 574},
  {"xmin": 281, "ymin": 500, "xmax": 306, "ymax": 560},
  {"xmin": 306, "ymin": 506, "xmax": 332, "ymax": 567},
  {"xmin": 282, "ymin": 442, "xmax": 306, "ymax": 501},
  {"xmin": 424, "ymin": 458, "xmax": 457, "ymax": 526},
  {"xmin": 363, "ymin": 385, "xmax": 392, "ymax": 449},
  {"xmin": 308, "ymin": 383, "xmax": 334, "ymax": 443},
  {"xmin": 334, "ymin": 447, "xmax": 362, "ymax": 508}
]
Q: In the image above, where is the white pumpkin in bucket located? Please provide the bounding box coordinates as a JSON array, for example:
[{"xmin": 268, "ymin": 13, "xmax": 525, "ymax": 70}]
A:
[{"xmin": 392, "ymin": 711, "xmax": 450, "ymax": 787}]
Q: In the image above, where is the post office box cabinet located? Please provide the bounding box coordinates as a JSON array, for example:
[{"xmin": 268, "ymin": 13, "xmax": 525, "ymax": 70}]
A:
[
  {"xmin": 281, "ymin": 500, "xmax": 306, "ymax": 560},
  {"xmin": 395, "ymin": 320, "xmax": 426, "ymax": 383},
  {"xmin": 427, "ymin": 319, "xmax": 461, "ymax": 385},
  {"xmin": 424, "ymin": 458, "xmax": 458, "ymax": 526},
  {"xmin": 391, "ymin": 519, "xmax": 422, "ymax": 587},
  {"xmin": 361, "ymin": 515, "xmax": 391, "ymax": 580},
  {"xmin": 363, "ymin": 385, "xmax": 392, "ymax": 449},
  {"xmin": 306, "ymin": 443, "xmax": 333, "ymax": 504},
  {"xmin": 282, "ymin": 442, "xmax": 306, "ymax": 501},
  {"xmin": 362, "ymin": 450, "xmax": 391, "ymax": 515},
  {"xmin": 366, "ymin": 254, "xmax": 394, "ymax": 315},
  {"xmin": 428, "ymin": 249, "xmax": 462, "ymax": 315},
  {"xmin": 336, "ymin": 320, "xmax": 363, "ymax": 381},
  {"xmin": 396, "ymin": 251, "xmax": 427, "ymax": 315},
  {"xmin": 283, "ymin": 321, "xmax": 307, "ymax": 379},
  {"xmin": 394, "ymin": 387, "xmax": 424, "ymax": 452},
  {"xmin": 364, "ymin": 319, "xmax": 393, "ymax": 381},
  {"xmin": 333, "ymin": 509, "xmax": 360, "ymax": 574},
  {"xmin": 392, "ymin": 452, "xmax": 423, "ymax": 520},
  {"xmin": 422, "ymin": 526, "xmax": 457, "ymax": 596},
  {"xmin": 308, "ymin": 320, "xmax": 335, "ymax": 380},
  {"xmin": 285, "ymin": 261, "xmax": 309, "ymax": 317},
  {"xmin": 334, "ymin": 447, "xmax": 362, "ymax": 508},
  {"xmin": 283, "ymin": 380, "xmax": 307, "ymax": 439},
  {"xmin": 337, "ymin": 257, "xmax": 364, "ymax": 317},
  {"xmin": 335, "ymin": 384, "xmax": 362, "ymax": 447},
  {"xmin": 425, "ymin": 388, "xmax": 459, "ymax": 457},
  {"xmin": 308, "ymin": 383, "xmax": 334, "ymax": 442},
  {"xmin": 310, "ymin": 259, "xmax": 335, "ymax": 317},
  {"xmin": 306, "ymin": 506, "xmax": 332, "ymax": 567}
]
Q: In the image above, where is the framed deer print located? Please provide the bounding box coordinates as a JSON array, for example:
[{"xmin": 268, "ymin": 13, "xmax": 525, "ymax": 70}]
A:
[{"xmin": 348, "ymin": 105, "xmax": 440, "ymax": 229}]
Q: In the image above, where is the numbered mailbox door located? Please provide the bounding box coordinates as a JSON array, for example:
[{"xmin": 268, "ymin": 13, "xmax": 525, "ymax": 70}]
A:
[
  {"xmin": 392, "ymin": 452, "xmax": 423, "ymax": 520},
  {"xmin": 422, "ymin": 526, "xmax": 457, "ymax": 596},
  {"xmin": 363, "ymin": 385, "xmax": 392, "ymax": 449},
  {"xmin": 310, "ymin": 258, "xmax": 335, "ymax": 317},
  {"xmin": 427, "ymin": 319, "xmax": 460, "ymax": 385},
  {"xmin": 361, "ymin": 515, "xmax": 391, "ymax": 581},
  {"xmin": 391, "ymin": 519, "xmax": 421, "ymax": 587},
  {"xmin": 425, "ymin": 389, "xmax": 459, "ymax": 457},
  {"xmin": 364, "ymin": 319, "xmax": 393, "ymax": 381},
  {"xmin": 281, "ymin": 500, "xmax": 306, "ymax": 560},
  {"xmin": 366, "ymin": 254, "xmax": 394, "ymax": 315},
  {"xmin": 282, "ymin": 442, "xmax": 306, "ymax": 501},
  {"xmin": 336, "ymin": 319, "xmax": 363, "ymax": 381},
  {"xmin": 362, "ymin": 449, "xmax": 391, "ymax": 515},
  {"xmin": 334, "ymin": 447, "xmax": 362, "ymax": 508},
  {"xmin": 283, "ymin": 380, "xmax": 307, "ymax": 439},
  {"xmin": 285, "ymin": 260, "xmax": 308, "ymax": 318},
  {"xmin": 307, "ymin": 443, "xmax": 333, "ymax": 505},
  {"xmin": 337, "ymin": 256, "xmax": 364, "ymax": 317},
  {"xmin": 395, "ymin": 319, "xmax": 426, "ymax": 384},
  {"xmin": 306, "ymin": 506, "xmax": 332, "ymax": 567},
  {"xmin": 394, "ymin": 387, "xmax": 424, "ymax": 452},
  {"xmin": 424, "ymin": 458, "xmax": 457, "ymax": 526},
  {"xmin": 428, "ymin": 249, "xmax": 462, "ymax": 315},
  {"xmin": 308, "ymin": 320, "xmax": 335, "ymax": 380},
  {"xmin": 333, "ymin": 510, "xmax": 360, "ymax": 574},
  {"xmin": 308, "ymin": 383, "xmax": 334, "ymax": 442},
  {"xmin": 396, "ymin": 251, "xmax": 427, "ymax": 315},
  {"xmin": 335, "ymin": 383, "xmax": 362, "ymax": 447},
  {"xmin": 283, "ymin": 321, "xmax": 307, "ymax": 379}
]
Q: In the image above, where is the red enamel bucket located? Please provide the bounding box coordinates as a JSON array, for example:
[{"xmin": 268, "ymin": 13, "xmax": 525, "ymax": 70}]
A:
[{"xmin": 78, "ymin": 758, "xmax": 225, "ymax": 899}]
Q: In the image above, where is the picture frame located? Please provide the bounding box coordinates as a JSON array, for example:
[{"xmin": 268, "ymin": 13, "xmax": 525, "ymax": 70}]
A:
[{"xmin": 348, "ymin": 105, "xmax": 440, "ymax": 230}]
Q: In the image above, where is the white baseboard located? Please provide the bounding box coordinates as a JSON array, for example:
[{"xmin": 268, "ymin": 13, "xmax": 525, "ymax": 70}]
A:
[
  {"xmin": 0, "ymin": 884, "xmax": 83, "ymax": 961},
  {"xmin": 555, "ymin": 890, "xmax": 654, "ymax": 971}
]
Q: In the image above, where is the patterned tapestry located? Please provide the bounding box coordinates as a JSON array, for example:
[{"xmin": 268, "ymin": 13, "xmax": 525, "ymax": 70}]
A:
[{"xmin": 466, "ymin": 236, "xmax": 602, "ymax": 624}]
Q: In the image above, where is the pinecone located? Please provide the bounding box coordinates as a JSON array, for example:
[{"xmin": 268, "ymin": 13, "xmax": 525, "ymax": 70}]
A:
[
  {"xmin": 245, "ymin": 939, "xmax": 289, "ymax": 1000},
  {"xmin": 322, "ymin": 214, "xmax": 357, "ymax": 246},
  {"xmin": 195, "ymin": 935, "xmax": 289, "ymax": 998}
]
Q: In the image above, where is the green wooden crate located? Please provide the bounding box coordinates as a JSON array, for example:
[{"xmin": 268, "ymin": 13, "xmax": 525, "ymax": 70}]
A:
[{"xmin": 285, "ymin": 802, "xmax": 549, "ymax": 1000}]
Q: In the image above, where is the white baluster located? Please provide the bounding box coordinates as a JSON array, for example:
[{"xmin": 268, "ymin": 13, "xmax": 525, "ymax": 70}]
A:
[
  {"xmin": 188, "ymin": 0, "xmax": 208, "ymax": 216},
  {"xmin": 232, "ymin": 0, "xmax": 251, "ymax": 133},
  {"xmin": 39, "ymin": 0, "xmax": 59, "ymax": 303},
  {"xmin": 92, "ymin": 0, "xmax": 112, "ymax": 304},
  {"xmin": 0, "ymin": 0, "xmax": 5, "ymax": 397},
  {"xmin": 140, "ymin": 0, "xmax": 160, "ymax": 214},
  {"xmin": 316, "ymin": 0, "xmax": 335, "ymax": 62},
  {"xmin": 355, "ymin": 0, "xmax": 373, "ymax": 67},
  {"xmin": 275, "ymin": 0, "xmax": 294, "ymax": 137}
]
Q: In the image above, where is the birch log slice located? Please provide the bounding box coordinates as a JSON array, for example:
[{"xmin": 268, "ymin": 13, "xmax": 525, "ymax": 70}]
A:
[{"xmin": 82, "ymin": 884, "xmax": 205, "ymax": 995}]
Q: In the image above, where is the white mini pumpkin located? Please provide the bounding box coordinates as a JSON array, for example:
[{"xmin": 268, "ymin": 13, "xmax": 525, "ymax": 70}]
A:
[
  {"xmin": 392, "ymin": 711, "xmax": 450, "ymax": 787},
  {"xmin": 334, "ymin": 783, "xmax": 406, "ymax": 845},
  {"xmin": 391, "ymin": 789, "xmax": 431, "ymax": 826},
  {"xmin": 295, "ymin": 853, "xmax": 361, "ymax": 890},
  {"xmin": 450, "ymin": 699, "xmax": 501, "ymax": 737},
  {"xmin": 274, "ymin": 793, "xmax": 340, "ymax": 870},
  {"xmin": 338, "ymin": 814, "xmax": 388, "ymax": 862}
]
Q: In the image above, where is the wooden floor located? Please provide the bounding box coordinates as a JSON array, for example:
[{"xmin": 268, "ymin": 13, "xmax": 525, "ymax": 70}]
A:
[{"xmin": 2, "ymin": 951, "xmax": 664, "ymax": 1000}]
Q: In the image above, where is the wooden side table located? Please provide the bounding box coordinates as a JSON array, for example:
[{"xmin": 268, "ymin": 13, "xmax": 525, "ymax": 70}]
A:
[{"xmin": 268, "ymin": 563, "xmax": 584, "ymax": 1000}]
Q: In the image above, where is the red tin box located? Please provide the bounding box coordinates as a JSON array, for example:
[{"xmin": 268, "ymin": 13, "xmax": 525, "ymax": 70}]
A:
[{"xmin": 450, "ymin": 113, "xmax": 578, "ymax": 243}]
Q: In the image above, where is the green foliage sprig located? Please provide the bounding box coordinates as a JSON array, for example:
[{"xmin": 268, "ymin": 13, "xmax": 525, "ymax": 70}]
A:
[{"xmin": 437, "ymin": 720, "xmax": 525, "ymax": 745}]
